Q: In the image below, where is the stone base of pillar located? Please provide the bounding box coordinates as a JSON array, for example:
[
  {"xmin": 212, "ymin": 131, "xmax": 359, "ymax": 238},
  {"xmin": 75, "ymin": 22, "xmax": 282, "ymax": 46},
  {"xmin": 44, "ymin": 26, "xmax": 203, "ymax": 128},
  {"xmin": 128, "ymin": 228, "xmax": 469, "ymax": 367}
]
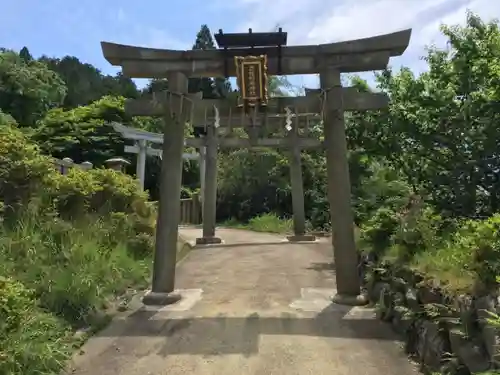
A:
[
  {"xmin": 286, "ymin": 234, "xmax": 317, "ymax": 242},
  {"xmin": 332, "ymin": 292, "xmax": 368, "ymax": 306},
  {"xmin": 195, "ymin": 236, "xmax": 223, "ymax": 245},
  {"xmin": 142, "ymin": 291, "xmax": 182, "ymax": 306}
]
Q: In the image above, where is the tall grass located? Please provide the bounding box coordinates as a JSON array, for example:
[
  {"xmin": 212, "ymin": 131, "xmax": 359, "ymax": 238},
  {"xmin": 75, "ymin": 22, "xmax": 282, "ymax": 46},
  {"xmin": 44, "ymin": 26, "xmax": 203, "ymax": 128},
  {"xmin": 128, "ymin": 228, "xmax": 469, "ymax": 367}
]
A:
[
  {"xmin": 222, "ymin": 213, "xmax": 294, "ymax": 234},
  {"xmin": 0, "ymin": 207, "xmax": 152, "ymax": 375}
]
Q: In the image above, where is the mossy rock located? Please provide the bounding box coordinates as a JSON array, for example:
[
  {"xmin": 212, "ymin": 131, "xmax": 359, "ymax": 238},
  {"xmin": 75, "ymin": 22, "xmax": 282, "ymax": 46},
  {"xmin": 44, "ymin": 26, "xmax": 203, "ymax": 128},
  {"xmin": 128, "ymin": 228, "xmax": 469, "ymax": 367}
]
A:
[{"xmin": 392, "ymin": 305, "xmax": 414, "ymax": 335}]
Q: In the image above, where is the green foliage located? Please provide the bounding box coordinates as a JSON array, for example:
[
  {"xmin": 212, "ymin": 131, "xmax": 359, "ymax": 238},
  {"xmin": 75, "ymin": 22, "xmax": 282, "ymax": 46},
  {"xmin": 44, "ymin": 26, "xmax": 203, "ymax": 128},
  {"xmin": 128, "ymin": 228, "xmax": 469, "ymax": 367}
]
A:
[
  {"xmin": 442, "ymin": 214, "xmax": 500, "ymax": 287},
  {"xmin": 351, "ymin": 13, "xmax": 500, "ymax": 297},
  {"xmin": 188, "ymin": 25, "xmax": 232, "ymax": 98},
  {"xmin": 0, "ymin": 109, "xmax": 17, "ymax": 127},
  {"xmin": 0, "ymin": 49, "xmax": 66, "ymax": 126},
  {"xmin": 247, "ymin": 213, "xmax": 293, "ymax": 233},
  {"xmin": 362, "ymin": 12, "xmax": 500, "ymax": 218},
  {"xmin": 32, "ymin": 95, "xmax": 131, "ymax": 165},
  {"xmin": 223, "ymin": 213, "xmax": 293, "ymax": 234},
  {"xmin": 0, "ymin": 120, "xmax": 155, "ymax": 374},
  {"xmin": 0, "ymin": 277, "xmax": 73, "ymax": 375},
  {"xmin": 360, "ymin": 207, "xmax": 401, "ymax": 257},
  {"xmin": 217, "ymin": 149, "xmax": 291, "ymax": 221},
  {"xmin": 0, "ymin": 124, "xmax": 56, "ymax": 214},
  {"xmin": 39, "ymin": 54, "xmax": 139, "ymax": 108},
  {"xmin": 0, "ymin": 276, "xmax": 33, "ymax": 335},
  {"xmin": 353, "ymin": 160, "xmax": 413, "ymax": 224},
  {"xmin": 360, "ymin": 184, "xmax": 500, "ymax": 292},
  {"xmin": 400, "ymin": 214, "xmax": 500, "ymax": 292},
  {"xmin": 3, "ymin": 13, "xmax": 500, "ymax": 372},
  {"xmin": 18, "ymin": 46, "xmax": 33, "ymax": 63},
  {"xmin": 3, "ymin": 211, "xmax": 150, "ymax": 323},
  {"xmin": 53, "ymin": 167, "xmax": 150, "ymax": 219}
]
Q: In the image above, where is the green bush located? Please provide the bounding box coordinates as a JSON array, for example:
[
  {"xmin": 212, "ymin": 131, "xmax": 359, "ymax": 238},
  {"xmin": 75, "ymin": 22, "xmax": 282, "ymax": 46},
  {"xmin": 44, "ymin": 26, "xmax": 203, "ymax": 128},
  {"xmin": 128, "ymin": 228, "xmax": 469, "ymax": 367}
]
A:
[
  {"xmin": 0, "ymin": 109, "xmax": 17, "ymax": 127},
  {"xmin": 1, "ymin": 209, "xmax": 152, "ymax": 323},
  {"xmin": 217, "ymin": 149, "xmax": 291, "ymax": 222},
  {"xmin": 419, "ymin": 214, "xmax": 500, "ymax": 290},
  {"xmin": 1, "ymin": 122, "xmax": 152, "ymax": 219},
  {"xmin": 359, "ymin": 207, "xmax": 400, "ymax": 257},
  {"xmin": 388, "ymin": 202, "xmax": 443, "ymax": 262},
  {"xmin": 127, "ymin": 232, "xmax": 155, "ymax": 260},
  {"xmin": 361, "ymin": 193, "xmax": 500, "ymax": 292},
  {"xmin": 0, "ymin": 212, "xmax": 153, "ymax": 374},
  {"xmin": 0, "ymin": 121, "xmax": 156, "ymax": 374},
  {"xmin": 0, "ymin": 277, "xmax": 73, "ymax": 375},
  {"xmin": 0, "ymin": 125, "xmax": 56, "ymax": 215},
  {"xmin": 230, "ymin": 213, "xmax": 294, "ymax": 234},
  {"xmin": 53, "ymin": 167, "xmax": 150, "ymax": 219},
  {"xmin": 0, "ymin": 276, "xmax": 33, "ymax": 336}
]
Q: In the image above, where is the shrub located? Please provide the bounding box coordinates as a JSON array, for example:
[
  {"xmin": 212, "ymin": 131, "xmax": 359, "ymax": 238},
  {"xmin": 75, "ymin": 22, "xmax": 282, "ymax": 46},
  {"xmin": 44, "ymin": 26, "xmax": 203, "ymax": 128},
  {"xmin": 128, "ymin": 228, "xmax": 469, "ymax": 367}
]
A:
[
  {"xmin": 0, "ymin": 125, "xmax": 56, "ymax": 216},
  {"xmin": 0, "ymin": 277, "xmax": 73, "ymax": 375},
  {"xmin": 359, "ymin": 207, "xmax": 400, "ymax": 258},
  {"xmin": 53, "ymin": 167, "xmax": 150, "ymax": 219},
  {"xmin": 438, "ymin": 214, "xmax": 500, "ymax": 289},
  {"xmin": 247, "ymin": 213, "xmax": 293, "ymax": 234},
  {"xmin": 0, "ymin": 210, "xmax": 152, "ymax": 326},
  {"xmin": 0, "ymin": 128, "xmax": 156, "ymax": 374},
  {"xmin": 354, "ymin": 160, "xmax": 413, "ymax": 224},
  {"xmin": 0, "ymin": 109, "xmax": 17, "ymax": 127},
  {"xmin": 361, "ymin": 194, "xmax": 500, "ymax": 292},
  {"xmin": 1, "ymin": 123, "xmax": 152, "ymax": 222},
  {"xmin": 221, "ymin": 213, "xmax": 293, "ymax": 234},
  {"xmin": 127, "ymin": 232, "xmax": 155, "ymax": 259},
  {"xmin": 0, "ymin": 276, "xmax": 33, "ymax": 336},
  {"xmin": 388, "ymin": 200, "xmax": 443, "ymax": 262},
  {"xmin": 217, "ymin": 149, "xmax": 291, "ymax": 222}
]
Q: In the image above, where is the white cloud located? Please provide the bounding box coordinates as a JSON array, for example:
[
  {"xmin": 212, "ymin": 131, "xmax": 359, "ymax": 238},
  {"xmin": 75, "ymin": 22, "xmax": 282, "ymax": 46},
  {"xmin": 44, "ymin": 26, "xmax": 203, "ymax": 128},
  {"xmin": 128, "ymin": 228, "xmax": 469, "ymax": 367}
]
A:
[
  {"xmin": 226, "ymin": 0, "xmax": 500, "ymax": 88},
  {"xmin": 418, "ymin": 0, "xmax": 500, "ymax": 46},
  {"xmin": 306, "ymin": 0, "xmax": 454, "ymax": 44},
  {"xmin": 116, "ymin": 8, "xmax": 127, "ymax": 23},
  {"xmin": 102, "ymin": 8, "xmax": 189, "ymax": 51}
]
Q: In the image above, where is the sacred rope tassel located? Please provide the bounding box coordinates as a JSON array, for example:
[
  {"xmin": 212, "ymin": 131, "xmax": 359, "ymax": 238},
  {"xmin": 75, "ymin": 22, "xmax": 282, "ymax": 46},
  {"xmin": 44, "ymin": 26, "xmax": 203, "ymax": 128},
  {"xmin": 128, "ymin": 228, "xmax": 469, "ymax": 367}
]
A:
[
  {"xmin": 284, "ymin": 106, "xmax": 293, "ymax": 132},
  {"xmin": 213, "ymin": 104, "xmax": 220, "ymax": 128}
]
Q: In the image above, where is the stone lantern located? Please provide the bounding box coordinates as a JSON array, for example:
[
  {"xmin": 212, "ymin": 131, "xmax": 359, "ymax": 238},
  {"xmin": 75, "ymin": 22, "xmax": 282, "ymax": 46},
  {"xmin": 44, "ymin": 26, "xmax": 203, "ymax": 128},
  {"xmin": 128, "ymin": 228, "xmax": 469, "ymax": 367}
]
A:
[{"xmin": 104, "ymin": 157, "xmax": 130, "ymax": 172}]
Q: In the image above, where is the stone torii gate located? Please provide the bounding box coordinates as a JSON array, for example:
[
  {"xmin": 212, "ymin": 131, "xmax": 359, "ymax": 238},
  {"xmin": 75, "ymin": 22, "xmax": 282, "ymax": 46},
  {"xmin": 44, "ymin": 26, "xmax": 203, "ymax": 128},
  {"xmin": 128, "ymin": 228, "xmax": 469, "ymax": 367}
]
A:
[
  {"xmin": 100, "ymin": 27, "xmax": 411, "ymax": 307},
  {"xmin": 111, "ymin": 122, "xmax": 202, "ymax": 192}
]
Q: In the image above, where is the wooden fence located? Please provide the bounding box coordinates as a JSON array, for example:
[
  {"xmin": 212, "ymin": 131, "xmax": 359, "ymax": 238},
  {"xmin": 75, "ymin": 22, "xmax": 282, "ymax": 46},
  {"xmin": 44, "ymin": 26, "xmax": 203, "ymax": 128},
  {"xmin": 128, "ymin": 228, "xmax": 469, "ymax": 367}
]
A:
[{"xmin": 180, "ymin": 194, "xmax": 202, "ymax": 225}]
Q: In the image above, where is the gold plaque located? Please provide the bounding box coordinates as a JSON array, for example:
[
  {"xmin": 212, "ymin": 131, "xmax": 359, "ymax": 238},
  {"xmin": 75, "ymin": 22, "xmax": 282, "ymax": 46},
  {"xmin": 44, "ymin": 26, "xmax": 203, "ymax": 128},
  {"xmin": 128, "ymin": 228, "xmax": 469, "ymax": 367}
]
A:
[{"xmin": 234, "ymin": 55, "xmax": 268, "ymax": 107}]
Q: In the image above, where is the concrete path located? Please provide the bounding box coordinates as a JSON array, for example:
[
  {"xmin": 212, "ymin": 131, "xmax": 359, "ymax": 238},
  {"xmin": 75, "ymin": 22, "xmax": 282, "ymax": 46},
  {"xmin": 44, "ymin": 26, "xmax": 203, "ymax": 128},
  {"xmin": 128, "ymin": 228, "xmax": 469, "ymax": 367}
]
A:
[{"xmin": 66, "ymin": 228, "xmax": 418, "ymax": 375}]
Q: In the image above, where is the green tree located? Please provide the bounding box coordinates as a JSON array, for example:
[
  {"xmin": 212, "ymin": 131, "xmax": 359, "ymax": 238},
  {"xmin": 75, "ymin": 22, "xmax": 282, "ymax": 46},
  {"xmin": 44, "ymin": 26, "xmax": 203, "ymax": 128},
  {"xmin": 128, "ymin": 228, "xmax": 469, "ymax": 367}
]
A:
[
  {"xmin": 189, "ymin": 24, "xmax": 232, "ymax": 99},
  {"xmin": 39, "ymin": 55, "xmax": 139, "ymax": 108},
  {"xmin": 0, "ymin": 50, "xmax": 66, "ymax": 126},
  {"xmin": 31, "ymin": 95, "xmax": 131, "ymax": 165},
  {"xmin": 18, "ymin": 46, "xmax": 33, "ymax": 63},
  {"xmin": 354, "ymin": 11, "xmax": 500, "ymax": 218},
  {"xmin": 268, "ymin": 75, "xmax": 294, "ymax": 96},
  {"xmin": 142, "ymin": 78, "xmax": 169, "ymax": 95}
]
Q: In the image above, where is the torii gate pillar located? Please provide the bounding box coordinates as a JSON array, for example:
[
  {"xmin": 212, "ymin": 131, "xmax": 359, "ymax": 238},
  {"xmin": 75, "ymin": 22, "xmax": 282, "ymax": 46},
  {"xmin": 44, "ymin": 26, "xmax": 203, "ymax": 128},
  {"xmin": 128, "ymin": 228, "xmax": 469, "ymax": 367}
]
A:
[
  {"xmin": 142, "ymin": 72, "xmax": 188, "ymax": 306},
  {"xmin": 196, "ymin": 125, "xmax": 222, "ymax": 245},
  {"xmin": 320, "ymin": 68, "xmax": 366, "ymax": 306}
]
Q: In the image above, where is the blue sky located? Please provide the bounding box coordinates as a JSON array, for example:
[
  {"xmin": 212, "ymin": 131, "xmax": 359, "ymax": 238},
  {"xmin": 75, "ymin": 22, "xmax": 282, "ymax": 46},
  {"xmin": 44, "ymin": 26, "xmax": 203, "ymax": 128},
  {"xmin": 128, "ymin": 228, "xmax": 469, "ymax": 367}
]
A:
[{"xmin": 1, "ymin": 0, "xmax": 499, "ymax": 90}]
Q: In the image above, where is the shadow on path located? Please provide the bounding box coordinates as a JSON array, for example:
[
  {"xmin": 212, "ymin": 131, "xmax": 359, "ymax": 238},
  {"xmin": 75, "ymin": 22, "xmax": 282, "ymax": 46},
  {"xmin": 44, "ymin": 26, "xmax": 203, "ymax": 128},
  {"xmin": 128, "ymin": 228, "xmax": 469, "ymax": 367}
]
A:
[{"xmin": 97, "ymin": 302, "xmax": 399, "ymax": 357}]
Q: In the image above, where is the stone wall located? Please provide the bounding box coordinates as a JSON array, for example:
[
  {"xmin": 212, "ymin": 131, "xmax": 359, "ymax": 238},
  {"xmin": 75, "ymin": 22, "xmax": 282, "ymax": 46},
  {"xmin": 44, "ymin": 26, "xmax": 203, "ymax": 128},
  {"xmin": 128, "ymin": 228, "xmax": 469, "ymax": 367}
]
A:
[{"xmin": 362, "ymin": 261, "xmax": 499, "ymax": 374}]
